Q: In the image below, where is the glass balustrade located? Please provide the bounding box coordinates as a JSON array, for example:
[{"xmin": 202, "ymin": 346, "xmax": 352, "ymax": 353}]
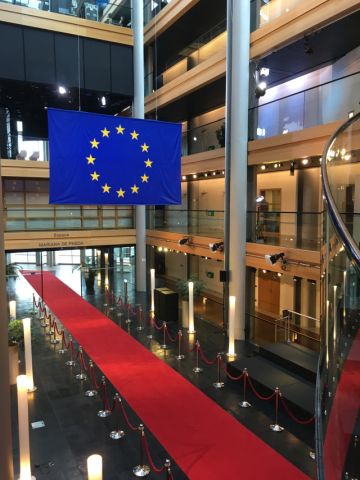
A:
[
  {"xmin": 0, "ymin": 0, "xmax": 132, "ymax": 27},
  {"xmin": 251, "ymin": 0, "xmax": 307, "ymax": 32},
  {"xmin": 317, "ymin": 112, "xmax": 360, "ymax": 479},
  {"xmin": 143, "ymin": 0, "xmax": 171, "ymax": 25}
]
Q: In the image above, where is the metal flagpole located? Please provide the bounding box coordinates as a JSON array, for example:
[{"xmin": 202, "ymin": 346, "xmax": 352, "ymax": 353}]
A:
[
  {"xmin": 133, "ymin": 0, "xmax": 147, "ymax": 293},
  {"xmin": 0, "ymin": 167, "xmax": 15, "ymax": 479}
]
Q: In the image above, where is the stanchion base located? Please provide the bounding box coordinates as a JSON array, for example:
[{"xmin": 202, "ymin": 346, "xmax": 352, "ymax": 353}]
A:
[
  {"xmin": 309, "ymin": 451, "xmax": 316, "ymax": 460},
  {"xmin": 65, "ymin": 360, "xmax": 76, "ymax": 367},
  {"xmin": 213, "ymin": 382, "xmax": 225, "ymax": 389},
  {"xmin": 40, "ymin": 322, "xmax": 48, "ymax": 328},
  {"xmin": 27, "ymin": 386, "xmax": 37, "ymax": 393},
  {"xmin": 50, "ymin": 339, "xmax": 60, "ymax": 344},
  {"xmin": 193, "ymin": 367, "xmax": 203, "ymax": 373},
  {"xmin": 239, "ymin": 401, "xmax": 251, "ymax": 408},
  {"xmin": 109, "ymin": 306, "xmax": 116, "ymax": 311},
  {"xmin": 103, "ymin": 303, "xmax": 108, "ymax": 307},
  {"xmin": 125, "ymin": 319, "xmax": 132, "ymax": 324},
  {"xmin": 161, "ymin": 344, "xmax": 169, "ymax": 350},
  {"xmin": 270, "ymin": 424, "xmax": 284, "ymax": 432},
  {"xmin": 75, "ymin": 373, "xmax": 87, "ymax": 381},
  {"xmin": 136, "ymin": 326, "xmax": 144, "ymax": 331},
  {"xmin": 46, "ymin": 331, "xmax": 53, "ymax": 336},
  {"xmin": 85, "ymin": 389, "xmax": 98, "ymax": 397},
  {"xmin": 110, "ymin": 429, "xmax": 125, "ymax": 440},
  {"xmin": 58, "ymin": 348, "xmax": 68, "ymax": 354},
  {"xmin": 147, "ymin": 334, "xmax": 153, "ymax": 339},
  {"xmin": 97, "ymin": 409, "xmax": 111, "ymax": 418},
  {"xmin": 133, "ymin": 465, "xmax": 150, "ymax": 477},
  {"xmin": 176, "ymin": 354, "xmax": 185, "ymax": 360}
]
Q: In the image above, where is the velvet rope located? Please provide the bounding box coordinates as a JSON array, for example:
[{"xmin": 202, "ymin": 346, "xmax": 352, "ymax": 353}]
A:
[
  {"xmin": 165, "ymin": 326, "xmax": 178, "ymax": 343},
  {"xmin": 247, "ymin": 376, "xmax": 277, "ymax": 401},
  {"xmin": 90, "ymin": 365, "xmax": 100, "ymax": 390},
  {"xmin": 221, "ymin": 360, "xmax": 246, "ymax": 381},
  {"xmin": 118, "ymin": 398, "xmax": 138, "ymax": 431},
  {"xmin": 152, "ymin": 318, "xmax": 164, "ymax": 331},
  {"xmin": 100, "ymin": 381, "xmax": 111, "ymax": 412},
  {"xmin": 142, "ymin": 434, "xmax": 166, "ymax": 474},
  {"xmin": 167, "ymin": 471, "xmax": 174, "ymax": 480},
  {"xmin": 54, "ymin": 321, "xmax": 62, "ymax": 336},
  {"xmin": 198, "ymin": 346, "xmax": 217, "ymax": 365},
  {"xmin": 279, "ymin": 396, "xmax": 315, "ymax": 425},
  {"xmin": 61, "ymin": 331, "xmax": 69, "ymax": 349}
]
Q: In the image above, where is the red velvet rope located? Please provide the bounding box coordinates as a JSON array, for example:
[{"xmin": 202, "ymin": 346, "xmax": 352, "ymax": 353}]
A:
[
  {"xmin": 54, "ymin": 321, "xmax": 62, "ymax": 336},
  {"xmin": 90, "ymin": 365, "xmax": 100, "ymax": 390},
  {"xmin": 117, "ymin": 296, "xmax": 123, "ymax": 306},
  {"xmin": 61, "ymin": 331, "xmax": 69, "ymax": 349},
  {"xmin": 152, "ymin": 318, "xmax": 164, "ymax": 331},
  {"xmin": 221, "ymin": 360, "xmax": 246, "ymax": 381},
  {"xmin": 101, "ymin": 382, "xmax": 111, "ymax": 411},
  {"xmin": 142, "ymin": 434, "xmax": 166, "ymax": 474},
  {"xmin": 247, "ymin": 376, "xmax": 277, "ymax": 401},
  {"xmin": 80, "ymin": 351, "xmax": 89, "ymax": 372},
  {"xmin": 279, "ymin": 397, "xmax": 315, "ymax": 425},
  {"xmin": 167, "ymin": 471, "xmax": 174, "ymax": 480},
  {"xmin": 187, "ymin": 343, "xmax": 197, "ymax": 353},
  {"xmin": 118, "ymin": 399, "xmax": 137, "ymax": 431},
  {"xmin": 198, "ymin": 346, "xmax": 216, "ymax": 365},
  {"xmin": 165, "ymin": 326, "xmax": 178, "ymax": 343}
]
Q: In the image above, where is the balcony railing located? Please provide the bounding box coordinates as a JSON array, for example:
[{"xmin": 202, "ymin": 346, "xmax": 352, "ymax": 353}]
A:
[
  {"xmin": 143, "ymin": 0, "xmax": 170, "ymax": 25},
  {"xmin": 0, "ymin": 0, "xmax": 131, "ymax": 28},
  {"xmin": 250, "ymin": 0, "xmax": 304, "ymax": 32},
  {"xmin": 4, "ymin": 206, "xmax": 134, "ymax": 231},
  {"xmin": 181, "ymin": 118, "xmax": 225, "ymax": 156}
]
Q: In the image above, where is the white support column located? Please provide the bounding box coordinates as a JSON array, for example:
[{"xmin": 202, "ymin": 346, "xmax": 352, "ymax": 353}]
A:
[
  {"xmin": 133, "ymin": 0, "xmax": 147, "ymax": 293},
  {"xmin": 226, "ymin": 0, "xmax": 250, "ymax": 339}
]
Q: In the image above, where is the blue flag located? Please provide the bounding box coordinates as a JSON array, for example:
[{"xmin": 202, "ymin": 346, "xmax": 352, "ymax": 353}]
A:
[{"xmin": 48, "ymin": 109, "xmax": 181, "ymax": 205}]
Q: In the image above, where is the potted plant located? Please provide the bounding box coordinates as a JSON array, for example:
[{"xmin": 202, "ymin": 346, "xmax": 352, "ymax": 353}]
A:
[
  {"xmin": 6, "ymin": 262, "xmax": 20, "ymax": 281},
  {"xmin": 8, "ymin": 319, "xmax": 24, "ymax": 385},
  {"xmin": 216, "ymin": 123, "xmax": 225, "ymax": 148},
  {"xmin": 176, "ymin": 276, "xmax": 204, "ymax": 328}
]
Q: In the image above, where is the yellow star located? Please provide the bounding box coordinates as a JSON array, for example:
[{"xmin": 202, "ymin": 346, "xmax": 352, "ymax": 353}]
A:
[
  {"xmin": 131, "ymin": 184, "xmax": 139, "ymax": 194},
  {"xmin": 144, "ymin": 159, "xmax": 153, "ymax": 168},
  {"xmin": 130, "ymin": 130, "xmax": 139, "ymax": 140},
  {"xmin": 86, "ymin": 154, "xmax": 95, "ymax": 165},
  {"xmin": 141, "ymin": 174, "xmax": 149, "ymax": 183},
  {"xmin": 101, "ymin": 127, "xmax": 110, "ymax": 138},
  {"xmin": 90, "ymin": 138, "xmax": 100, "ymax": 149},
  {"xmin": 141, "ymin": 143, "xmax": 149, "ymax": 152},
  {"xmin": 116, "ymin": 188, "xmax": 125, "ymax": 198},
  {"xmin": 90, "ymin": 171, "xmax": 100, "ymax": 181},
  {"xmin": 116, "ymin": 125, "xmax": 125, "ymax": 135},
  {"xmin": 102, "ymin": 183, "xmax": 111, "ymax": 193}
]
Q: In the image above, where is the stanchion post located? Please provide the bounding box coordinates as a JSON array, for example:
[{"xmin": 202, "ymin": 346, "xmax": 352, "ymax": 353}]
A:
[
  {"xmin": 239, "ymin": 368, "xmax": 251, "ymax": 408},
  {"xmin": 22, "ymin": 318, "xmax": 37, "ymax": 393},
  {"xmin": 147, "ymin": 312, "xmax": 154, "ymax": 339},
  {"xmin": 193, "ymin": 341, "xmax": 203, "ymax": 373},
  {"xmin": 40, "ymin": 309, "xmax": 48, "ymax": 328},
  {"xmin": 97, "ymin": 376, "xmax": 111, "ymax": 418},
  {"xmin": 213, "ymin": 353, "xmax": 224, "ymax": 389},
  {"xmin": 109, "ymin": 393, "xmax": 125, "ymax": 440},
  {"xmin": 65, "ymin": 335, "xmax": 76, "ymax": 367},
  {"xmin": 46, "ymin": 314, "xmax": 53, "ymax": 337},
  {"xmin": 133, "ymin": 424, "xmax": 150, "ymax": 477},
  {"xmin": 58, "ymin": 329, "xmax": 68, "ymax": 354},
  {"xmin": 161, "ymin": 322, "xmax": 168, "ymax": 350},
  {"xmin": 125, "ymin": 303, "xmax": 132, "ymax": 324},
  {"xmin": 136, "ymin": 306, "xmax": 144, "ymax": 331},
  {"xmin": 75, "ymin": 346, "xmax": 87, "ymax": 380},
  {"xmin": 165, "ymin": 459, "xmax": 172, "ymax": 480},
  {"xmin": 85, "ymin": 360, "xmax": 98, "ymax": 397},
  {"xmin": 50, "ymin": 320, "xmax": 60, "ymax": 345},
  {"xmin": 269, "ymin": 387, "xmax": 284, "ymax": 432},
  {"xmin": 176, "ymin": 330, "xmax": 184, "ymax": 360},
  {"xmin": 17, "ymin": 375, "xmax": 36, "ymax": 480}
]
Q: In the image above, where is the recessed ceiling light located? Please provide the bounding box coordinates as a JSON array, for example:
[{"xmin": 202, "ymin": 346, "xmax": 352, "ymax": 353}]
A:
[
  {"xmin": 302, "ymin": 158, "xmax": 309, "ymax": 165},
  {"xmin": 58, "ymin": 86, "xmax": 67, "ymax": 95},
  {"xmin": 261, "ymin": 165, "xmax": 266, "ymax": 170}
]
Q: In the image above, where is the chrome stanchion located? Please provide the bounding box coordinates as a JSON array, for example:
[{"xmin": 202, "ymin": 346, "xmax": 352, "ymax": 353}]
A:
[
  {"xmin": 109, "ymin": 393, "xmax": 125, "ymax": 440},
  {"xmin": 46, "ymin": 314, "xmax": 53, "ymax": 336},
  {"xmin": 97, "ymin": 376, "xmax": 111, "ymax": 418},
  {"xmin": 147, "ymin": 312, "xmax": 154, "ymax": 339},
  {"xmin": 213, "ymin": 353, "xmax": 224, "ymax": 389},
  {"xmin": 136, "ymin": 306, "xmax": 144, "ymax": 331},
  {"xmin": 50, "ymin": 320, "xmax": 60, "ymax": 345},
  {"xmin": 40, "ymin": 310, "xmax": 48, "ymax": 328},
  {"xmin": 309, "ymin": 451, "xmax": 316, "ymax": 460},
  {"xmin": 161, "ymin": 322, "xmax": 169, "ymax": 350},
  {"xmin": 193, "ymin": 341, "xmax": 203, "ymax": 373},
  {"xmin": 239, "ymin": 368, "xmax": 251, "ymax": 408},
  {"xmin": 133, "ymin": 424, "xmax": 150, "ymax": 477},
  {"xmin": 65, "ymin": 335, "xmax": 76, "ymax": 367},
  {"xmin": 85, "ymin": 360, "xmax": 98, "ymax": 397},
  {"xmin": 75, "ymin": 347, "xmax": 87, "ymax": 380},
  {"xmin": 270, "ymin": 387, "xmax": 284, "ymax": 432},
  {"xmin": 125, "ymin": 304, "xmax": 132, "ymax": 324},
  {"xmin": 58, "ymin": 330, "xmax": 68, "ymax": 354},
  {"xmin": 165, "ymin": 459, "xmax": 172, "ymax": 480},
  {"xmin": 176, "ymin": 330, "xmax": 185, "ymax": 360}
]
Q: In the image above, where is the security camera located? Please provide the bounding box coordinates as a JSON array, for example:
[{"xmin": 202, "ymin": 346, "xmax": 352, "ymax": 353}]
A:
[
  {"xmin": 178, "ymin": 237, "xmax": 192, "ymax": 246},
  {"xmin": 265, "ymin": 252, "xmax": 285, "ymax": 265},
  {"xmin": 209, "ymin": 241, "xmax": 224, "ymax": 252}
]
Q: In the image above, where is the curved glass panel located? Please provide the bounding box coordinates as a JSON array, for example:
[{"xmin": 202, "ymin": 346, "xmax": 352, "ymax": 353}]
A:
[{"xmin": 318, "ymin": 113, "xmax": 360, "ymax": 479}]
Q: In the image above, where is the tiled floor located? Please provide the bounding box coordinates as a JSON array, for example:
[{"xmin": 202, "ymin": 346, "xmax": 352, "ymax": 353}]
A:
[{"xmin": 8, "ymin": 265, "xmax": 316, "ymax": 479}]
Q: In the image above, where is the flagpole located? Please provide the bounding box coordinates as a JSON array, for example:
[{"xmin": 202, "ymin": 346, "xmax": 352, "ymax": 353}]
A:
[
  {"xmin": 133, "ymin": 0, "xmax": 147, "ymax": 294},
  {"xmin": 0, "ymin": 165, "xmax": 15, "ymax": 479}
]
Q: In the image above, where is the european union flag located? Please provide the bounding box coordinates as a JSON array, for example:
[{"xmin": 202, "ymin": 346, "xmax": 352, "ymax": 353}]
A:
[{"xmin": 48, "ymin": 109, "xmax": 181, "ymax": 205}]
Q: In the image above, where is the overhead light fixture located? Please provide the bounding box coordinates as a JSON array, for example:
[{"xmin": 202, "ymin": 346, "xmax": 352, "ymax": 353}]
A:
[
  {"xmin": 193, "ymin": 136, "xmax": 197, "ymax": 141},
  {"xmin": 274, "ymin": 163, "xmax": 278, "ymax": 169},
  {"xmin": 302, "ymin": 158, "xmax": 309, "ymax": 165},
  {"xmin": 178, "ymin": 237, "xmax": 192, "ymax": 246},
  {"xmin": 193, "ymin": 174, "xmax": 197, "ymax": 179},
  {"xmin": 58, "ymin": 86, "xmax": 67, "ymax": 95},
  {"xmin": 256, "ymin": 194, "xmax": 265, "ymax": 203},
  {"xmin": 260, "ymin": 67, "xmax": 270, "ymax": 77},
  {"xmin": 221, "ymin": 170, "xmax": 225, "ymax": 175},
  {"xmin": 260, "ymin": 165, "xmax": 266, "ymax": 171},
  {"xmin": 348, "ymin": 111, "xmax": 354, "ymax": 118},
  {"xmin": 282, "ymin": 129, "xmax": 289, "ymax": 135},
  {"xmin": 204, "ymin": 173, "xmax": 208, "ymax": 177},
  {"xmin": 212, "ymin": 171, "xmax": 216, "ymax": 176},
  {"xmin": 262, "ymin": 269, "xmax": 267, "ymax": 274},
  {"xmin": 182, "ymin": 175, "xmax": 186, "ymax": 180},
  {"xmin": 209, "ymin": 241, "xmax": 224, "ymax": 252},
  {"xmin": 290, "ymin": 161, "xmax": 295, "ymax": 176},
  {"xmin": 100, "ymin": 96, "xmax": 107, "ymax": 107},
  {"xmin": 255, "ymin": 66, "xmax": 269, "ymax": 98},
  {"xmin": 344, "ymin": 153, "xmax": 351, "ymax": 161}
]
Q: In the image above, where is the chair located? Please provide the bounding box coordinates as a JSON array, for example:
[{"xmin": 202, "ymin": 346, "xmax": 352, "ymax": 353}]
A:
[
  {"xmin": 29, "ymin": 151, "xmax": 40, "ymax": 161},
  {"xmin": 16, "ymin": 150, "xmax": 27, "ymax": 160}
]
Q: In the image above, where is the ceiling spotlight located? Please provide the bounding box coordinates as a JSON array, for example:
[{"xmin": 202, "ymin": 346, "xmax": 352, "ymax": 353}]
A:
[
  {"xmin": 209, "ymin": 241, "xmax": 224, "ymax": 252},
  {"xmin": 290, "ymin": 161, "xmax": 295, "ymax": 176},
  {"xmin": 182, "ymin": 175, "xmax": 186, "ymax": 180},
  {"xmin": 282, "ymin": 129, "xmax": 289, "ymax": 135},
  {"xmin": 304, "ymin": 35, "xmax": 314, "ymax": 55},
  {"xmin": 193, "ymin": 174, "xmax": 197, "ymax": 179},
  {"xmin": 260, "ymin": 165, "xmax": 266, "ymax": 171},
  {"xmin": 255, "ymin": 67, "xmax": 268, "ymax": 98},
  {"xmin": 260, "ymin": 67, "xmax": 270, "ymax": 77},
  {"xmin": 302, "ymin": 158, "xmax": 309, "ymax": 165},
  {"xmin": 178, "ymin": 237, "xmax": 192, "ymax": 246},
  {"xmin": 58, "ymin": 86, "xmax": 67, "ymax": 95},
  {"xmin": 212, "ymin": 171, "xmax": 216, "ymax": 176},
  {"xmin": 100, "ymin": 96, "xmax": 107, "ymax": 107},
  {"xmin": 256, "ymin": 194, "xmax": 265, "ymax": 203},
  {"xmin": 274, "ymin": 163, "xmax": 278, "ymax": 169},
  {"xmin": 204, "ymin": 173, "xmax": 208, "ymax": 177},
  {"xmin": 348, "ymin": 111, "xmax": 354, "ymax": 119}
]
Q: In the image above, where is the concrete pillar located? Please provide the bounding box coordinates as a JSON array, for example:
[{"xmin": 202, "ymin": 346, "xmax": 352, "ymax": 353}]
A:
[
  {"xmin": 0, "ymin": 174, "xmax": 14, "ymax": 479},
  {"xmin": 224, "ymin": 0, "xmax": 250, "ymax": 339},
  {"xmin": 133, "ymin": 0, "xmax": 147, "ymax": 293}
]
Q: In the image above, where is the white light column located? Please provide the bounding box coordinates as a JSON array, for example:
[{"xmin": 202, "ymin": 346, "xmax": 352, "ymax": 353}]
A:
[
  {"xmin": 22, "ymin": 318, "xmax": 36, "ymax": 393},
  {"xmin": 9, "ymin": 300, "xmax": 16, "ymax": 320},
  {"xmin": 150, "ymin": 269, "xmax": 155, "ymax": 312},
  {"xmin": 227, "ymin": 296, "xmax": 236, "ymax": 357},
  {"xmin": 17, "ymin": 375, "xmax": 35, "ymax": 480},
  {"xmin": 133, "ymin": 0, "xmax": 146, "ymax": 293},
  {"xmin": 124, "ymin": 279, "xmax": 128, "ymax": 304},
  {"xmin": 87, "ymin": 454, "xmax": 102, "ymax": 480},
  {"xmin": 188, "ymin": 281, "xmax": 195, "ymax": 334}
]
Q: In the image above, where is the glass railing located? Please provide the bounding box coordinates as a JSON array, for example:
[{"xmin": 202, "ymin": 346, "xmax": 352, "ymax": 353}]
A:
[
  {"xmin": 0, "ymin": 0, "xmax": 132, "ymax": 27},
  {"xmin": 4, "ymin": 206, "xmax": 134, "ymax": 231},
  {"xmin": 147, "ymin": 208, "xmax": 224, "ymax": 237},
  {"xmin": 182, "ymin": 118, "xmax": 225, "ymax": 156},
  {"xmin": 248, "ymin": 210, "xmax": 322, "ymax": 251},
  {"xmin": 143, "ymin": 0, "xmax": 171, "ymax": 25},
  {"xmin": 145, "ymin": 19, "xmax": 226, "ymax": 95},
  {"xmin": 250, "ymin": 71, "xmax": 360, "ymax": 140},
  {"xmin": 317, "ymin": 113, "xmax": 360, "ymax": 478},
  {"xmin": 1, "ymin": 135, "xmax": 49, "ymax": 162},
  {"xmin": 250, "ymin": 0, "xmax": 304, "ymax": 32}
]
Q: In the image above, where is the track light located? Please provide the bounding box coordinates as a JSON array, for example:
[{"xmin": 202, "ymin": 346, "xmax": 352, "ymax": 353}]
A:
[
  {"xmin": 290, "ymin": 161, "xmax": 295, "ymax": 176},
  {"xmin": 100, "ymin": 96, "xmax": 107, "ymax": 107},
  {"xmin": 178, "ymin": 237, "xmax": 192, "ymax": 246},
  {"xmin": 255, "ymin": 66, "xmax": 269, "ymax": 98},
  {"xmin": 209, "ymin": 241, "xmax": 224, "ymax": 252},
  {"xmin": 256, "ymin": 195, "xmax": 264, "ymax": 203},
  {"xmin": 58, "ymin": 85, "xmax": 67, "ymax": 95}
]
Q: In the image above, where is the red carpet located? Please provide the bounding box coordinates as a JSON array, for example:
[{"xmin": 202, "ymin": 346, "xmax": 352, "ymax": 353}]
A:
[{"xmin": 23, "ymin": 271, "xmax": 309, "ymax": 480}]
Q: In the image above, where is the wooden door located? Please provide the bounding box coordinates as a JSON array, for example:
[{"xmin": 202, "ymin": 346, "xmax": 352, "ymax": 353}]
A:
[{"xmin": 258, "ymin": 271, "xmax": 280, "ymax": 316}]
